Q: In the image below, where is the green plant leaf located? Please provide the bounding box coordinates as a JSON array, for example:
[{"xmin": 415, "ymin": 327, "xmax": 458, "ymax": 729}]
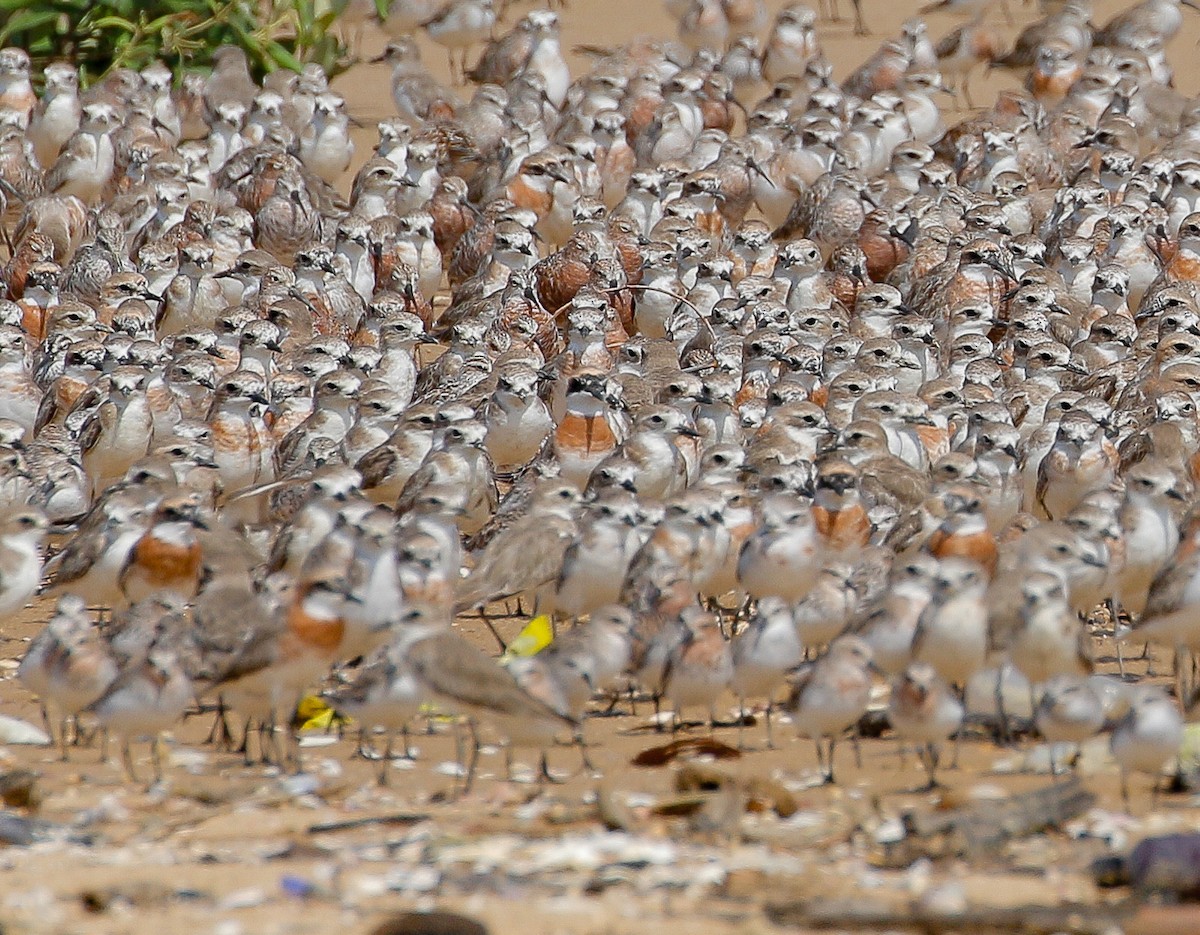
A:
[
  {"xmin": 295, "ymin": 0, "xmax": 314, "ymax": 32},
  {"xmin": 0, "ymin": 9, "xmax": 61, "ymax": 43},
  {"xmin": 87, "ymin": 15, "xmax": 138, "ymax": 31},
  {"xmin": 13, "ymin": 0, "xmax": 347, "ymax": 85},
  {"xmin": 265, "ymin": 39, "xmax": 303, "ymax": 71}
]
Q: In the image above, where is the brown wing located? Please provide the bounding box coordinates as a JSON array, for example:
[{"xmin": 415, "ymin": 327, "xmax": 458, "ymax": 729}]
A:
[{"xmin": 407, "ymin": 631, "xmax": 575, "ymax": 725}]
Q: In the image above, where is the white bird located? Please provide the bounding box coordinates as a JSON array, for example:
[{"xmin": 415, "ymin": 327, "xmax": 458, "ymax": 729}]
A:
[
  {"xmin": 1111, "ymin": 687, "xmax": 1183, "ymax": 810},
  {"xmin": 887, "ymin": 662, "xmax": 963, "ymax": 789},
  {"xmin": 0, "ymin": 509, "xmax": 47, "ymax": 617},
  {"xmin": 730, "ymin": 596, "xmax": 803, "ymax": 748},
  {"xmin": 786, "ymin": 637, "xmax": 875, "ymax": 784}
]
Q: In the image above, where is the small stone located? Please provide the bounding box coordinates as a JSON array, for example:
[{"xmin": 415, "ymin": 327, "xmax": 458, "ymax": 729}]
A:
[
  {"xmin": 0, "ymin": 716, "xmax": 49, "ymax": 746},
  {"xmin": 297, "ymin": 735, "xmax": 339, "ymax": 748},
  {"xmin": 1127, "ymin": 833, "xmax": 1200, "ymax": 899},
  {"xmin": 0, "ymin": 813, "xmax": 36, "ymax": 845},
  {"xmin": 368, "ymin": 910, "xmax": 488, "ymax": 935},
  {"xmin": 218, "ymin": 888, "xmax": 267, "ymax": 910},
  {"xmin": 279, "ymin": 773, "xmax": 321, "ymax": 797},
  {"xmin": 875, "ymin": 817, "xmax": 905, "ymax": 845},
  {"xmin": 279, "ymin": 875, "xmax": 315, "ymax": 899},
  {"xmin": 0, "ymin": 770, "xmax": 39, "ymax": 810}
]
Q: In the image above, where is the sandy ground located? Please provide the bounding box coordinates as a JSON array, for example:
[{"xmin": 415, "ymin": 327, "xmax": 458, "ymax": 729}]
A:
[
  {"xmin": 330, "ymin": 0, "xmax": 1200, "ymax": 171},
  {"xmin": 3, "ymin": 0, "xmax": 1200, "ymax": 933},
  {"xmin": 0, "ymin": 590, "xmax": 1193, "ymax": 935}
]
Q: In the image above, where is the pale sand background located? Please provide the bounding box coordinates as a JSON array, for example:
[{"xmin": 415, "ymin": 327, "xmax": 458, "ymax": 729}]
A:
[
  {"xmin": 331, "ymin": 0, "xmax": 1200, "ymax": 170},
  {"xmin": 0, "ymin": 1, "xmax": 1198, "ymax": 933}
]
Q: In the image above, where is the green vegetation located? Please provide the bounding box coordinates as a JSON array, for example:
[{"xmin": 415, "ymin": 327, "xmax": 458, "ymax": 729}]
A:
[{"xmin": 0, "ymin": 0, "xmax": 380, "ymax": 86}]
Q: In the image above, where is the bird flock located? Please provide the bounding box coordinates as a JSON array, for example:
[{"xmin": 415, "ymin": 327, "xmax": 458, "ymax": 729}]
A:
[{"xmin": 0, "ymin": 0, "xmax": 1197, "ymax": 804}]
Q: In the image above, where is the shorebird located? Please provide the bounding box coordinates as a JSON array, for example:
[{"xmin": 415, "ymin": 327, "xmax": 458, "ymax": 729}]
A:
[
  {"xmin": 887, "ymin": 662, "xmax": 963, "ymax": 789},
  {"xmin": 934, "ymin": 15, "xmax": 1001, "ymax": 109},
  {"xmin": 786, "ymin": 637, "xmax": 876, "ymax": 784},
  {"xmin": 403, "ymin": 614, "xmax": 578, "ymax": 787},
  {"xmin": 1111, "ymin": 687, "xmax": 1184, "ymax": 809},
  {"xmin": 730, "ymin": 596, "xmax": 803, "ymax": 748},
  {"xmin": 1034, "ymin": 676, "xmax": 1106, "ymax": 774},
  {"xmin": 0, "ymin": 0, "xmax": 1197, "ymax": 827},
  {"xmin": 423, "ymin": 0, "xmax": 497, "ymax": 81}
]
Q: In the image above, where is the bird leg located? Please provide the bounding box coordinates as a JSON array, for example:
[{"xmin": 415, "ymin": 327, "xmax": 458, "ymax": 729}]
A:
[
  {"xmin": 284, "ymin": 720, "xmax": 303, "ymax": 774},
  {"xmin": 480, "ymin": 606, "xmax": 508, "ymax": 653},
  {"xmin": 120, "ymin": 739, "xmax": 138, "ymax": 784},
  {"xmin": 946, "ymin": 77, "xmax": 963, "ymax": 112},
  {"xmin": 993, "ymin": 669, "xmax": 1013, "ymax": 746},
  {"xmin": 458, "ymin": 719, "xmax": 482, "ymax": 795},
  {"xmin": 850, "ymin": 0, "xmax": 868, "ymax": 34},
  {"xmin": 150, "ymin": 735, "xmax": 164, "ymax": 786},
  {"xmin": 540, "ymin": 751, "xmax": 566, "ymax": 784},
  {"xmin": 573, "ymin": 728, "xmax": 597, "ymax": 774},
  {"xmin": 1106, "ymin": 600, "xmax": 1128, "ymax": 679},
  {"xmin": 205, "ymin": 697, "xmax": 236, "ymax": 750},
  {"xmin": 377, "ymin": 731, "xmax": 393, "ymax": 786},
  {"xmin": 259, "ymin": 718, "xmax": 280, "ymax": 767},
  {"xmin": 235, "ymin": 718, "xmax": 255, "ymax": 765},
  {"xmin": 1176, "ymin": 646, "xmax": 1190, "ymax": 709},
  {"xmin": 921, "ymin": 743, "xmax": 943, "ymax": 791}
]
